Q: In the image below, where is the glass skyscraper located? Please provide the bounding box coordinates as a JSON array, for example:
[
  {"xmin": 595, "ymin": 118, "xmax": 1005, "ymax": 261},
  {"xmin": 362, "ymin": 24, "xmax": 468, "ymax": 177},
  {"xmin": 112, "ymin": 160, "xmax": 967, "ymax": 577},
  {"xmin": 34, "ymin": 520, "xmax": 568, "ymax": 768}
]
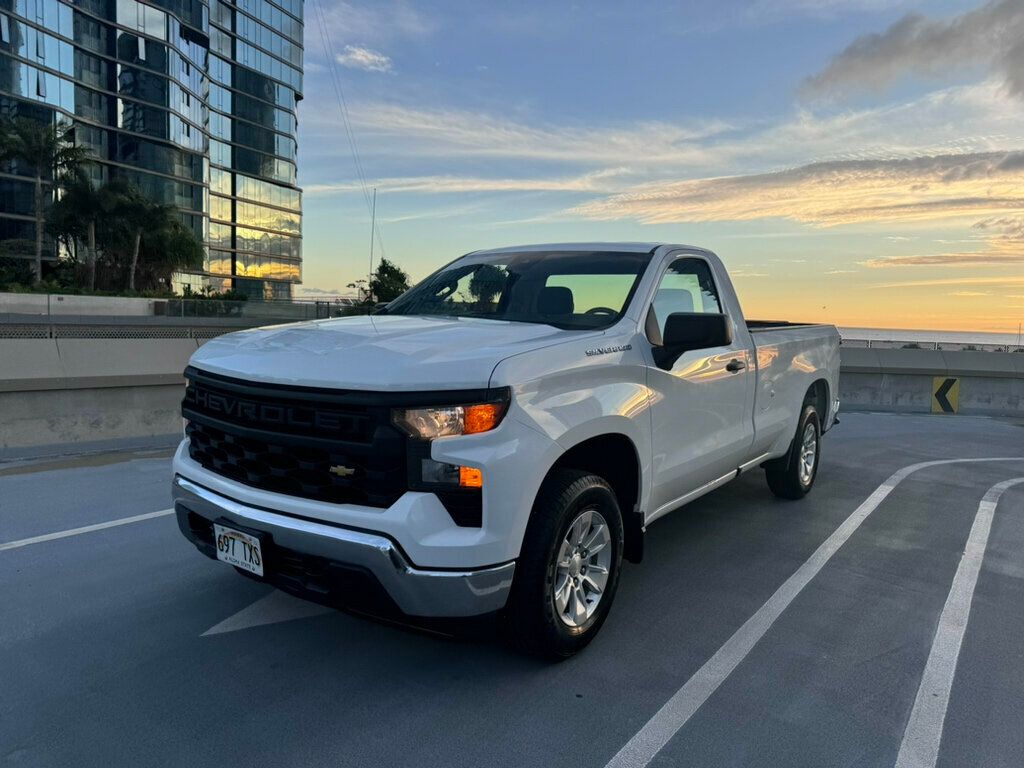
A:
[{"xmin": 0, "ymin": 0, "xmax": 303, "ymax": 299}]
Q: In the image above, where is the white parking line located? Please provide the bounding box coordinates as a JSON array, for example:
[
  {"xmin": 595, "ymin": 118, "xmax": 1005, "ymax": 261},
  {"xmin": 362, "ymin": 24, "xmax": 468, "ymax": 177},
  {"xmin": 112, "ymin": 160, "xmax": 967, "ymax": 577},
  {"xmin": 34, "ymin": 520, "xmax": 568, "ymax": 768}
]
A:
[
  {"xmin": 0, "ymin": 509, "xmax": 175, "ymax": 552},
  {"xmin": 604, "ymin": 457, "xmax": 1024, "ymax": 768},
  {"xmin": 894, "ymin": 476, "xmax": 1024, "ymax": 768}
]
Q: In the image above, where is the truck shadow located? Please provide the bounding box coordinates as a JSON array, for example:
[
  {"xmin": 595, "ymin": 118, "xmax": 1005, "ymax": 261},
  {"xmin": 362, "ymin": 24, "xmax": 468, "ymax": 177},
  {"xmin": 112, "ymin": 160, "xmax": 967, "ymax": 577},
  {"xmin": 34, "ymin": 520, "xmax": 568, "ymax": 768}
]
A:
[
  {"xmin": 303, "ymin": 469, "xmax": 832, "ymax": 657},
  {"xmin": 213, "ymin": 455, "xmax": 876, "ymax": 675}
]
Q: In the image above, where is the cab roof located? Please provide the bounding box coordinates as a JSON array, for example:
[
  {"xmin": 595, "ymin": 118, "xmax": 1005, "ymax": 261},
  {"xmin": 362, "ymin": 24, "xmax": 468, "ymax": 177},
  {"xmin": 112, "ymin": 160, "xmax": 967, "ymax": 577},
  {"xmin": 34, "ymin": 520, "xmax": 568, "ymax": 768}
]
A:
[{"xmin": 469, "ymin": 242, "xmax": 707, "ymax": 256}]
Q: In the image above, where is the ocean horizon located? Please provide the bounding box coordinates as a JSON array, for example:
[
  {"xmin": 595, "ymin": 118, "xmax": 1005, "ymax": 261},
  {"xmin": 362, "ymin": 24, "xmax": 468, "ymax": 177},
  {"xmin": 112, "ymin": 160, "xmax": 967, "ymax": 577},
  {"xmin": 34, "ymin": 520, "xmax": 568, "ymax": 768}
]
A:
[{"xmin": 839, "ymin": 326, "xmax": 1024, "ymax": 346}]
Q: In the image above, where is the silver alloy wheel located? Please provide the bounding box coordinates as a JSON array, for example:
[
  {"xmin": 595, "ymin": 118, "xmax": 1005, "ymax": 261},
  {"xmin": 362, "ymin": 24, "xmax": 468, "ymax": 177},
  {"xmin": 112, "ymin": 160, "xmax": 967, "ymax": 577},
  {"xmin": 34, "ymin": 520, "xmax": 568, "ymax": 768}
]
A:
[
  {"xmin": 553, "ymin": 508, "xmax": 612, "ymax": 628},
  {"xmin": 798, "ymin": 421, "xmax": 818, "ymax": 485}
]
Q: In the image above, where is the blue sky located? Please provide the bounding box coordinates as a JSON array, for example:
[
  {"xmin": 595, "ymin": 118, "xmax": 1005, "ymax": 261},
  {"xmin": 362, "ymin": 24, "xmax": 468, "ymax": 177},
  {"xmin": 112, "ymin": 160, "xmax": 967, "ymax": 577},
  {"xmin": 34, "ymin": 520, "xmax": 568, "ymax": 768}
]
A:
[{"xmin": 295, "ymin": 0, "xmax": 1024, "ymax": 332}]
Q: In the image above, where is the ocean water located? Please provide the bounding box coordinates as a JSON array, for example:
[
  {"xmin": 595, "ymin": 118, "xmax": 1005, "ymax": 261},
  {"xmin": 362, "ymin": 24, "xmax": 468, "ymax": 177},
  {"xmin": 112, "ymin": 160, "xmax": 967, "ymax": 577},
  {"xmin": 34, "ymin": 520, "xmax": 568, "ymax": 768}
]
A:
[{"xmin": 839, "ymin": 327, "xmax": 1023, "ymax": 346}]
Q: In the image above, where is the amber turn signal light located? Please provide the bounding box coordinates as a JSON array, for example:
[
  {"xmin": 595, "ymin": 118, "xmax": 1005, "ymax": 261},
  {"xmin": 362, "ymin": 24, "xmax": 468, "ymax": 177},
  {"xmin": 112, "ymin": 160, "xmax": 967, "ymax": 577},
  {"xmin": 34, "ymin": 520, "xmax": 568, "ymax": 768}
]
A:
[
  {"xmin": 463, "ymin": 403, "xmax": 507, "ymax": 435},
  {"xmin": 459, "ymin": 466, "xmax": 483, "ymax": 488}
]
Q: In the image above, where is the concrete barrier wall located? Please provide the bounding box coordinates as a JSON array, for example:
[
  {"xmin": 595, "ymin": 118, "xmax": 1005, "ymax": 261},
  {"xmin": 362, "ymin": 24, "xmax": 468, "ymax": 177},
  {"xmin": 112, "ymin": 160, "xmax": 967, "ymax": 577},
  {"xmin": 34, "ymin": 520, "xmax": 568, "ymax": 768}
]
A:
[
  {"xmin": 1, "ymin": 339, "xmax": 1022, "ymax": 457},
  {"xmin": 0, "ymin": 337, "xmax": 197, "ymax": 453},
  {"xmin": 0, "ymin": 338, "xmax": 198, "ymax": 392},
  {"xmin": 0, "ymin": 293, "xmax": 160, "ymax": 316},
  {"xmin": 1, "ymin": 385, "xmax": 185, "ymax": 451},
  {"xmin": 839, "ymin": 348, "xmax": 1024, "ymax": 416}
]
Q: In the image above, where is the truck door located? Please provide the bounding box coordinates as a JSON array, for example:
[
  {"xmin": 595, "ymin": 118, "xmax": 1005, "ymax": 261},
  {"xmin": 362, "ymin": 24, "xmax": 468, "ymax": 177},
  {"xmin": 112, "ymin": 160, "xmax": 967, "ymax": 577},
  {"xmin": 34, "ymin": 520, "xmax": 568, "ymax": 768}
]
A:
[{"xmin": 644, "ymin": 256, "xmax": 755, "ymax": 519}]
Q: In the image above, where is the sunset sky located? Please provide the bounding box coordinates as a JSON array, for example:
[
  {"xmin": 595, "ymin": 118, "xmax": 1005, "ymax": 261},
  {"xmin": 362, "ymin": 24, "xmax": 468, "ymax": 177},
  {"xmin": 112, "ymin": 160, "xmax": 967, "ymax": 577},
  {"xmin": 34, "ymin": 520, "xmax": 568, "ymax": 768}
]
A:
[{"xmin": 295, "ymin": 0, "xmax": 1024, "ymax": 333}]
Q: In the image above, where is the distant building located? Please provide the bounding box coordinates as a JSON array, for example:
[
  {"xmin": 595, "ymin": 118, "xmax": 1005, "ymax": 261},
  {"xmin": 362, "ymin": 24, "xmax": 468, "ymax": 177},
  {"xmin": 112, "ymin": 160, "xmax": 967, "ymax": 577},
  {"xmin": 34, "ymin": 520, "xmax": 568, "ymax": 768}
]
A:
[{"xmin": 0, "ymin": 0, "xmax": 303, "ymax": 299}]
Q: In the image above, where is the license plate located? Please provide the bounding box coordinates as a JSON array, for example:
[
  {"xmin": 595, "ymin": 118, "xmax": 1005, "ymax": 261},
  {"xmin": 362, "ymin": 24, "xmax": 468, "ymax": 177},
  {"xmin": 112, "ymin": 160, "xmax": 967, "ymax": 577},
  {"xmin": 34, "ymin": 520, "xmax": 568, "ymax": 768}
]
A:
[{"xmin": 213, "ymin": 524, "xmax": 264, "ymax": 577}]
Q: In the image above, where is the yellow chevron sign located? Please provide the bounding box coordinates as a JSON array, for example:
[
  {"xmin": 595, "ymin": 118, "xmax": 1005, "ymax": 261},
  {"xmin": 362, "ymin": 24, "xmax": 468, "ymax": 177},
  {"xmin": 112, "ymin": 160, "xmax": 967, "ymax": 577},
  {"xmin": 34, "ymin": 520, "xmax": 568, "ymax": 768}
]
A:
[{"xmin": 932, "ymin": 377, "xmax": 960, "ymax": 414}]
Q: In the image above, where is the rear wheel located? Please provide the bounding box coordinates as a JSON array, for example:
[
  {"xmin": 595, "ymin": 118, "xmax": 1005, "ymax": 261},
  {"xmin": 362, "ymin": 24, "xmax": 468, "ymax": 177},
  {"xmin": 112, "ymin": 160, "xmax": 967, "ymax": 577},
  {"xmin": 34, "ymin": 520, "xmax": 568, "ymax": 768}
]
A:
[
  {"xmin": 765, "ymin": 404, "xmax": 821, "ymax": 500},
  {"xmin": 501, "ymin": 469, "xmax": 623, "ymax": 659}
]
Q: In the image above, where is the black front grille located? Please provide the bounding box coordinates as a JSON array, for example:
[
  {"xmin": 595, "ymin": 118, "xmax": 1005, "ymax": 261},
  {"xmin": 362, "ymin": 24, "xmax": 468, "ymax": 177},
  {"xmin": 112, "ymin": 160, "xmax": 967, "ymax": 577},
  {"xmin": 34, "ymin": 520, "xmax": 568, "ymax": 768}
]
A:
[
  {"xmin": 185, "ymin": 421, "xmax": 406, "ymax": 506},
  {"xmin": 183, "ymin": 368, "xmax": 407, "ymax": 507},
  {"xmin": 182, "ymin": 367, "xmax": 498, "ymax": 526}
]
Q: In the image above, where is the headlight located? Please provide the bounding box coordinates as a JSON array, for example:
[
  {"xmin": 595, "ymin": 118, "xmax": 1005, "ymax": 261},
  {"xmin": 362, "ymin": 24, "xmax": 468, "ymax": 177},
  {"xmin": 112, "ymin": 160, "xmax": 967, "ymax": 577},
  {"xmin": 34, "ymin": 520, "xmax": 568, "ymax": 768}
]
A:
[{"xmin": 393, "ymin": 399, "xmax": 508, "ymax": 439}]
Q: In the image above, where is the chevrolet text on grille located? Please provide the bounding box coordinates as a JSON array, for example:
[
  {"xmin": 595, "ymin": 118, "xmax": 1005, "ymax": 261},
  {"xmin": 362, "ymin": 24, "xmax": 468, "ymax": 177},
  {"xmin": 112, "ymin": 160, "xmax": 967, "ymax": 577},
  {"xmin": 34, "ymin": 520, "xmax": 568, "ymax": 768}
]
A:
[{"xmin": 189, "ymin": 388, "xmax": 350, "ymax": 431}]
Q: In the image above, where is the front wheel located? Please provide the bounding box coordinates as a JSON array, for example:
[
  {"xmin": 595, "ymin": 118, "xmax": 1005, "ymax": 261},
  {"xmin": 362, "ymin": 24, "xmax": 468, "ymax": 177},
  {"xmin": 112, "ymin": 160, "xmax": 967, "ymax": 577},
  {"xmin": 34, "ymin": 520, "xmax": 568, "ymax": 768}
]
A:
[
  {"xmin": 500, "ymin": 469, "xmax": 624, "ymax": 659},
  {"xmin": 765, "ymin": 404, "xmax": 821, "ymax": 500}
]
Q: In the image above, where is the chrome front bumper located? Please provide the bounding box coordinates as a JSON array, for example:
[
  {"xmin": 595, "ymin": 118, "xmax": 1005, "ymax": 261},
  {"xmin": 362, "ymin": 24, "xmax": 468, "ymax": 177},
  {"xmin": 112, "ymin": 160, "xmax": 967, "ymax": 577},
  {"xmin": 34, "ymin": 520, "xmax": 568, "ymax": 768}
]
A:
[{"xmin": 173, "ymin": 476, "xmax": 515, "ymax": 617}]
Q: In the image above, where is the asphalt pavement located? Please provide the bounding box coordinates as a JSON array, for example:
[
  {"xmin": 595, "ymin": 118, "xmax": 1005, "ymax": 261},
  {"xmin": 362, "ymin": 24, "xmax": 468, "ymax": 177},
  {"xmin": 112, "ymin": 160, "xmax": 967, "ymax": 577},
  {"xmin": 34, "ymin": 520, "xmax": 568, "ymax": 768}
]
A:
[{"xmin": 1, "ymin": 412, "xmax": 1023, "ymax": 768}]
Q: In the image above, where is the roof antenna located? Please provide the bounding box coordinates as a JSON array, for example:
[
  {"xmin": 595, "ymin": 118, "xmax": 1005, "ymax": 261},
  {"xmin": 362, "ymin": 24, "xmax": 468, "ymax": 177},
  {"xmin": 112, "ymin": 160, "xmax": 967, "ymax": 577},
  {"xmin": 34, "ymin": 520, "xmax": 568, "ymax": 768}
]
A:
[{"xmin": 368, "ymin": 186, "xmax": 376, "ymax": 303}]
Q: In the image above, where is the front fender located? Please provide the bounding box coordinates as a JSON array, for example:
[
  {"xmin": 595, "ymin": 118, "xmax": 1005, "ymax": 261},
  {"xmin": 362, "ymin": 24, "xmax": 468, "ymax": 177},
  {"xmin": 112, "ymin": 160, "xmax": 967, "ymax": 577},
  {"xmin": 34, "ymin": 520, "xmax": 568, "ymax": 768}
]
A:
[{"xmin": 494, "ymin": 337, "xmax": 654, "ymax": 517}]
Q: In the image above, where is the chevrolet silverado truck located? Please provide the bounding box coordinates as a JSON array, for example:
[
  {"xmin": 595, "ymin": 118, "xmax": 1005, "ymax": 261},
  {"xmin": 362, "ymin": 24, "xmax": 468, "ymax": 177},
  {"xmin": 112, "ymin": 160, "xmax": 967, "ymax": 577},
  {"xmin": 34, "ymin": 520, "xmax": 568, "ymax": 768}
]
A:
[{"xmin": 173, "ymin": 243, "xmax": 840, "ymax": 657}]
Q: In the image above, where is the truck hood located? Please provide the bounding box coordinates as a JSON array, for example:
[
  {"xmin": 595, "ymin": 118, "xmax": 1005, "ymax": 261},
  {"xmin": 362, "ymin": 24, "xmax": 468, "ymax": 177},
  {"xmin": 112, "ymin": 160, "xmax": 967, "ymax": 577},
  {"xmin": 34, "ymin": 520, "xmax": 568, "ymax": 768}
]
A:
[{"xmin": 189, "ymin": 314, "xmax": 600, "ymax": 391}]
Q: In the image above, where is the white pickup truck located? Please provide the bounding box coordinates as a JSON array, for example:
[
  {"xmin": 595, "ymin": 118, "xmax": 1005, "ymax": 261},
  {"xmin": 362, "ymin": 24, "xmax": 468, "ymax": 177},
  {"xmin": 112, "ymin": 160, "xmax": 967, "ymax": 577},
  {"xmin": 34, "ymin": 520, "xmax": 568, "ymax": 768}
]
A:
[{"xmin": 173, "ymin": 243, "xmax": 840, "ymax": 657}]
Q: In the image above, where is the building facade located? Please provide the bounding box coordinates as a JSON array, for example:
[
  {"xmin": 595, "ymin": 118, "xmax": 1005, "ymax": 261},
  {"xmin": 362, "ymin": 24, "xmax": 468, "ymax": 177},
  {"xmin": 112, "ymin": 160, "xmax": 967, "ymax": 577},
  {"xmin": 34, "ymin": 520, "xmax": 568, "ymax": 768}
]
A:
[{"xmin": 0, "ymin": 0, "xmax": 303, "ymax": 299}]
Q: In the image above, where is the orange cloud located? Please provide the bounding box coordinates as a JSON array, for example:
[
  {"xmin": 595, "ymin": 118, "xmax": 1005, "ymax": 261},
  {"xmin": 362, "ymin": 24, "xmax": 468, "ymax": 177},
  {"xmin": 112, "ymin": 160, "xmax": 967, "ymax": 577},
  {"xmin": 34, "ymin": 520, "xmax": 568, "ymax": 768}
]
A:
[
  {"xmin": 863, "ymin": 251, "xmax": 1024, "ymax": 268},
  {"xmin": 573, "ymin": 151, "xmax": 1024, "ymax": 226},
  {"xmin": 877, "ymin": 276, "xmax": 1024, "ymax": 289}
]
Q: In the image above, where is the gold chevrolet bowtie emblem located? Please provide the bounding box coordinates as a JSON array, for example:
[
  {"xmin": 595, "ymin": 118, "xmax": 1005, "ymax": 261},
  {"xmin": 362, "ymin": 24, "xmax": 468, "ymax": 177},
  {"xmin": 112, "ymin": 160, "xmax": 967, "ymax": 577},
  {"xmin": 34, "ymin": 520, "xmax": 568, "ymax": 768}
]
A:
[{"xmin": 329, "ymin": 465, "xmax": 355, "ymax": 477}]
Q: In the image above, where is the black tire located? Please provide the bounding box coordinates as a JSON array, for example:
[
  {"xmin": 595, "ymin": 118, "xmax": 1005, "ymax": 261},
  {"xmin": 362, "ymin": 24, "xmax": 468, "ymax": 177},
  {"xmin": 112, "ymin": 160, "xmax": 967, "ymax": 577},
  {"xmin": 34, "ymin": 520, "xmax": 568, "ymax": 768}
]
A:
[
  {"xmin": 500, "ymin": 469, "xmax": 624, "ymax": 659},
  {"xmin": 765, "ymin": 403, "xmax": 821, "ymax": 500}
]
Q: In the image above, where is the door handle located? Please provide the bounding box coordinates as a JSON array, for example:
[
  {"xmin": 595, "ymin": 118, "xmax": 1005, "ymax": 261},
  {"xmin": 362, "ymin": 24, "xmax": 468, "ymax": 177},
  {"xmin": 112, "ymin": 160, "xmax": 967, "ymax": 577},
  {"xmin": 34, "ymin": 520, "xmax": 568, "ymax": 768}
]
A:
[{"xmin": 726, "ymin": 359, "xmax": 746, "ymax": 373}]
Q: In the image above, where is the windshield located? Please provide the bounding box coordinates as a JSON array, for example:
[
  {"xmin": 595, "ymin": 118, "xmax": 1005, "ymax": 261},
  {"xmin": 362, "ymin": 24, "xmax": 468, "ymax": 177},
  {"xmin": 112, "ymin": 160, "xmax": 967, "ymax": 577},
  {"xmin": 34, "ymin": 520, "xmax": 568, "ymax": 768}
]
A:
[{"xmin": 383, "ymin": 250, "xmax": 652, "ymax": 330}]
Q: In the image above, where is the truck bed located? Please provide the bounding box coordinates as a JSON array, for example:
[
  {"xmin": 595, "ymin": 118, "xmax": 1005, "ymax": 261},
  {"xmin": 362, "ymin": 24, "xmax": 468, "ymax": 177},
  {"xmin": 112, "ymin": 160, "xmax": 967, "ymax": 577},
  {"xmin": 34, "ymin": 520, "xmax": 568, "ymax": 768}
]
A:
[{"xmin": 746, "ymin": 320, "xmax": 831, "ymax": 331}]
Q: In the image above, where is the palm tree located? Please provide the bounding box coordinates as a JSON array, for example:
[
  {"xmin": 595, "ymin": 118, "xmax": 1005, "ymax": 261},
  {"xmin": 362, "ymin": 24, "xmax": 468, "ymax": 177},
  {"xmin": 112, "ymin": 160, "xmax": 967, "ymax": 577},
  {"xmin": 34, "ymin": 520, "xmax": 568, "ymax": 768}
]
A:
[
  {"xmin": 102, "ymin": 180, "xmax": 197, "ymax": 291},
  {"xmin": 48, "ymin": 173, "xmax": 107, "ymax": 290},
  {"xmin": 121, "ymin": 186, "xmax": 166, "ymax": 292},
  {"xmin": 0, "ymin": 118, "xmax": 90, "ymax": 283},
  {"xmin": 50, "ymin": 176, "xmax": 203, "ymax": 292},
  {"xmin": 138, "ymin": 218, "xmax": 204, "ymax": 291}
]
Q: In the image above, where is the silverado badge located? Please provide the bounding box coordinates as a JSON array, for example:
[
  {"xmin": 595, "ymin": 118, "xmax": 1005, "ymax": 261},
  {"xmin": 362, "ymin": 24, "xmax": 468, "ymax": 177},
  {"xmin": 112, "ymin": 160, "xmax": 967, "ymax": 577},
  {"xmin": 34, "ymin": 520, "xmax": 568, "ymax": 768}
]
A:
[{"xmin": 329, "ymin": 465, "xmax": 356, "ymax": 477}]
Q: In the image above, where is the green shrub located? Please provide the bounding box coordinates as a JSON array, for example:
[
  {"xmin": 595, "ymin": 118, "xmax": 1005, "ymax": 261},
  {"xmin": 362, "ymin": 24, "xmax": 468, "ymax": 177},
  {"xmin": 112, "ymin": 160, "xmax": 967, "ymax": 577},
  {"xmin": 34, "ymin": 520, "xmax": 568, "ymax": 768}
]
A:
[{"xmin": 0, "ymin": 256, "xmax": 35, "ymax": 290}]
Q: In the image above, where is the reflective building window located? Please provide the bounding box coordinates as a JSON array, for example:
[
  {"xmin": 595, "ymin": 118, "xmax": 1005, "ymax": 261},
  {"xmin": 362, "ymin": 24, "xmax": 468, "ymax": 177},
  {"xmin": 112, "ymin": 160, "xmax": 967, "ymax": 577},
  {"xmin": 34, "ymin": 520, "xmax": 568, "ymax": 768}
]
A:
[{"xmin": 0, "ymin": 0, "xmax": 303, "ymax": 298}]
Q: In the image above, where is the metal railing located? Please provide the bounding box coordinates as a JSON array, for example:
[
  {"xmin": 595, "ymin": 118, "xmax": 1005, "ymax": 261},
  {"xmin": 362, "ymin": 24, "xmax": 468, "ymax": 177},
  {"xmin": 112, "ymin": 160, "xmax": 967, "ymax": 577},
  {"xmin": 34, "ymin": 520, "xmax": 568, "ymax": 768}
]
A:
[
  {"xmin": 840, "ymin": 338, "xmax": 1024, "ymax": 353},
  {"xmin": 0, "ymin": 291, "xmax": 373, "ymax": 327},
  {"xmin": 0, "ymin": 321, "xmax": 238, "ymax": 340},
  {"xmin": 0, "ymin": 292, "xmax": 372, "ymax": 339},
  {"xmin": 0, "ymin": 294, "xmax": 360, "ymax": 320},
  {"xmin": 2, "ymin": 293, "xmax": 1022, "ymax": 351}
]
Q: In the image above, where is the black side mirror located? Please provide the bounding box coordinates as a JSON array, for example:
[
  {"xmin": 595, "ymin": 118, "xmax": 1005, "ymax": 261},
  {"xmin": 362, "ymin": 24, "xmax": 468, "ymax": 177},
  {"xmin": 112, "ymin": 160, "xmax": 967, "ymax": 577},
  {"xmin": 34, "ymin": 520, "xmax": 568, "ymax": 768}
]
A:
[{"xmin": 652, "ymin": 312, "xmax": 732, "ymax": 369}]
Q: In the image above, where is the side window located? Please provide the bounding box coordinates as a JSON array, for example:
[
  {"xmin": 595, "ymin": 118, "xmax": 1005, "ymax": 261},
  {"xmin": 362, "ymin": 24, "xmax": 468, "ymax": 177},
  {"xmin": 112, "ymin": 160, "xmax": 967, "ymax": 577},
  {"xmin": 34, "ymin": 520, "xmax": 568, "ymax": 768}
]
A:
[{"xmin": 651, "ymin": 258, "xmax": 722, "ymax": 339}]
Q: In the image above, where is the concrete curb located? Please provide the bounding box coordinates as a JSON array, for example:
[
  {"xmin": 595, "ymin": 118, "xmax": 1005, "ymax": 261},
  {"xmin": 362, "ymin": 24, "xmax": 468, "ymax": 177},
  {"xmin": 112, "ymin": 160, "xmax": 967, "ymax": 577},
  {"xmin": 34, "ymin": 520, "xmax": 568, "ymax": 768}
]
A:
[{"xmin": 0, "ymin": 433, "xmax": 181, "ymax": 464}]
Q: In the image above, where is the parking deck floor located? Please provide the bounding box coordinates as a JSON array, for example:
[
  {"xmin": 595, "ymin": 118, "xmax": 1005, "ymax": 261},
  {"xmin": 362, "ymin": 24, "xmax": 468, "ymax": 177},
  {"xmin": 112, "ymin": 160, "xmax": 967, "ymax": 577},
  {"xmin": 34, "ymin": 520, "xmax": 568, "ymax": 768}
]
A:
[{"xmin": 2, "ymin": 412, "xmax": 1023, "ymax": 768}]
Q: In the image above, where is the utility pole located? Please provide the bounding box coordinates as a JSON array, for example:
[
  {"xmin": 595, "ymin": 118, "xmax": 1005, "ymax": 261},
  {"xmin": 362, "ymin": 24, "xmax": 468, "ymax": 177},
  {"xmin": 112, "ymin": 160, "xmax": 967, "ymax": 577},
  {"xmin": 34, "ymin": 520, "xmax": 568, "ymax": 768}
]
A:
[{"xmin": 368, "ymin": 187, "xmax": 376, "ymax": 303}]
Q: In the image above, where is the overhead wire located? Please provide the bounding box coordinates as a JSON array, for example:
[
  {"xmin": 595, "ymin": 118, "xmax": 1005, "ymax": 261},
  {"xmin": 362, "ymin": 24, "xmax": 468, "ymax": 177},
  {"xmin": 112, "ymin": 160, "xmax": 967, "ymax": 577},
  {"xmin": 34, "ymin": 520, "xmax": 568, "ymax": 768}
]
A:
[{"xmin": 308, "ymin": 0, "xmax": 387, "ymax": 264}]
